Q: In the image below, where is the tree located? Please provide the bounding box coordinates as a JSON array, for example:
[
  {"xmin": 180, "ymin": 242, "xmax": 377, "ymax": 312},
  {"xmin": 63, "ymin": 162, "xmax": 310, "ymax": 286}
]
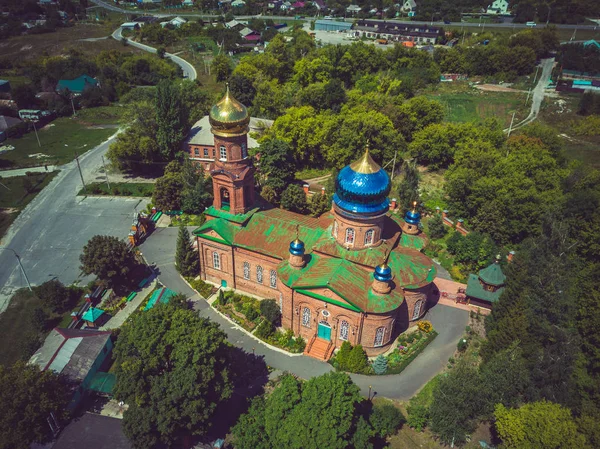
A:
[
  {"xmin": 11, "ymin": 84, "xmax": 37, "ymax": 109},
  {"xmin": 429, "ymin": 362, "xmax": 486, "ymax": 445},
  {"xmin": 280, "ymin": 184, "xmax": 308, "ymax": 214},
  {"xmin": 233, "ymin": 372, "xmax": 367, "ymax": 449},
  {"xmin": 261, "ymin": 185, "xmax": 278, "ymax": 204},
  {"xmin": 34, "ymin": 279, "xmax": 76, "ymax": 314},
  {"xmin": 175, "ymin": 226, "xmax": 199, "ymax": 277},
  {"xmin": 30, "ymin": 307, "xmax": 49, "ymax": 331},
  {"xmin": 335, "ymin": 341, "xmax": 352, "ymax": 371},
  {"xmin": 80, "ymin": 235, "xmax": 137, "ymax": 285},
  {"xmin": 347, "ymin": 344, "xmax": 370, "ymax": 374},
  {"xmin": 428, "ymin": 214, "xmax": 447, "ymax": 239},
  {"xmin": 228, "ymin": 72, "xmax": 256, "ymax": 106},
  {"xmin": 212, "ymin": 54, "xmax": 232, "ymax": 82},
  {"xmin": 397, "ymin": 160, "xmax": 419, "ymax": 213},
  {"xmin": 155, "ymin": 80, "xmax": 188, "ymax": 160},
  {"xmin": 494, "ymin": 401, "xmax": 588, "ymax": 449},
  {"xmin": 369, "ymin": 403, "xmax": 405, "ymax": 438},
  {"xmin": 114, "ymin": 303, "xmax": 232, "ymax": 449},
  {"xmin": 259, "ymin": 299, "xmax": 281, "ymax": 324},
  {"xmin": 0, "ymin": 362, "xmax": 70, "ymax": 449},
  {"xmin": 372, "ymin": 354, "xmax": 388, "ymax": 375},
  {"xmin": 156, "ymin": 46, "xmax": 166, "ymax": 59},
  {"xmin": 351, "ymin": 416, "xmax": 374, "ymax": 449},
  {"xmin": 308, "ymin": 191, "xmax": 332, "ymax": 217},
  {"xmin": 153, "ymin": 174, "xmax": 184, "ymax": 211},
  {"xmin": 406, "ymin": 404, "xmax": 429, "ymax": 431},
  {"xmin": 256, "ymin": 138, "xmax": 297, "ymax": 196}
]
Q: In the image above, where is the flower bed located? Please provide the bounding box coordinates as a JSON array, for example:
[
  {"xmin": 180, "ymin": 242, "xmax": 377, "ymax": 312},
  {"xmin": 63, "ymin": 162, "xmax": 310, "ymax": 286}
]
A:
[
  {"xmin": 185, "ymin": 277, "xmax": 216, "ymax": 299},
  {"xmin": 385, "ymin": 328, "xmax": 438, "ymax": 375},
  {"xmin": 214, "ymin": 291, "xmax": 261, "ymax": 332}
]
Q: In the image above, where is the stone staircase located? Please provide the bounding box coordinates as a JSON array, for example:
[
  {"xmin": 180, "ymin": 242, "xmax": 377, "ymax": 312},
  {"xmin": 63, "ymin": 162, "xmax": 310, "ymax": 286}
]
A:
[{"xmin": 304, "ymin": 336, "xmax": 335, "ymax": 361}]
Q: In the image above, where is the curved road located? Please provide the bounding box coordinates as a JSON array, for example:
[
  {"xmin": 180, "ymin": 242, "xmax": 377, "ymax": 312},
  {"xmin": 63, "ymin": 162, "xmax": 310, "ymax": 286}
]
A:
[
  {"xmin": 112, "ymin": 27, "xmax": 197, "ymax": 81},
  {"xmin": 140, "ymin": 227, "xmax": 469, "ymax": 400}
]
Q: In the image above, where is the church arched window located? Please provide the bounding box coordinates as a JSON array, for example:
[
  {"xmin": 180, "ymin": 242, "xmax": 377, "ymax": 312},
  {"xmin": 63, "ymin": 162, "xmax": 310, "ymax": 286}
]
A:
[
  {"xmin": 270, "ymin": 270, "xmax": 277, "ymax": 288},
  {"xmin": 302, "ymin": 307, "xmax": 311, "ymax": 327},
  {"xmin": 212, "ymin": 252, "xmax": 220, "ymax": 270},
  {"xmin": 374, "ymin": 326, "xmax": 385, "ymax": 347},
  {"xmin": 339, "ymin": 320, "xmax": 349, "ymax": 341},
  {"xmin": 256, "ymin": 265, "xmax": 263, "ymax": 284},
  {"xmin": 412, "ymin": 300, "xmax": 423, "ymax": 320},
  {"xmin": 345, "ymin": 228, "xmax": 355, "ymax": 245},
  {"xmin": 364, "ymin": 229, "xmax": 374, "ymax": 246},
  {"xmin": 243, "ymin": 262, "xmax": 250, "ymax": 280},
  {"xmin": 219, "ymin": 145, "xmax": 227, "ymax": 161}
]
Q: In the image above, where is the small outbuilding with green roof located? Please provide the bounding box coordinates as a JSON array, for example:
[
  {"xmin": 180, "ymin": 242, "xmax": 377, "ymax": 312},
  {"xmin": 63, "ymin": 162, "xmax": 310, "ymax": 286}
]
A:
[{"xmin": 465, "ymin": 257, "xmax": 506, "ymax": 308}]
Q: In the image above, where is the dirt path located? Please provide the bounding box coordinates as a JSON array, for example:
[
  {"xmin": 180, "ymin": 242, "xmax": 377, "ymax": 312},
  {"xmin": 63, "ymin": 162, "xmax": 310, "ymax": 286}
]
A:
[{"xmin": 475, "ymin": 84, "xmax": 524, "ymax": 93}]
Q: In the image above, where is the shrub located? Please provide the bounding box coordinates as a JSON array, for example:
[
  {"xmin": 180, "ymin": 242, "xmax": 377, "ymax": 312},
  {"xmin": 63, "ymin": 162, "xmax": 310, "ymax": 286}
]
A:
[
  {"xmin": 457, "ymin": 338, "xmax": 468, "ymax": 352},
  {"xmin": 372, "ymin": 354, "xmax": 388, "ymax": 375},
  {"xmin": 406, "ymin": 332, "xmax": 417, "ymax": 344},
  {"xmin": 335, "ymin": 341, "xmax": 352, "ymax": 370},
  {"xmin": 407, "ymin": 404, "xmax": 429, "ymax": 431},
  {"xmin": 370, "ymin": 403, "xmax": 405, "ymax": 438},
  {"xmin": 217, "ymin": 290, "xmax": 226, "ymax": 305},
  {"xmin": 244, "ymin": 304, "xmax": 259, "ymax": 321},
  {"xmin": 260, "ymin": 299, "xmax": 281, "ymax": 324},
  {"xmin": 255, "ymin": 319, "xmax": 274, "ymax": 339},
  {"xmin": 290, "ymin": 336, "xmax": 306, "ymax": 353},
  {"xmin": 418, "ymin": 320, "xmax": 433, "ymax": 333},
  {"xmin": 347, "ymin": 344, "xmax": 370, "ymax": 374}
]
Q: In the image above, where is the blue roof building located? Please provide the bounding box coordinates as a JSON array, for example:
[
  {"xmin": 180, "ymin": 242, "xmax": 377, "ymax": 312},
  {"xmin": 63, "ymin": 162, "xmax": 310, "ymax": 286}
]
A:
[
  {"xmin": 314, "ymin": 20, "xmax": 353, "ymax": 32},
  {"xmin": 56, "ymin": 75, "xmax": 98, "ymax": 95}
]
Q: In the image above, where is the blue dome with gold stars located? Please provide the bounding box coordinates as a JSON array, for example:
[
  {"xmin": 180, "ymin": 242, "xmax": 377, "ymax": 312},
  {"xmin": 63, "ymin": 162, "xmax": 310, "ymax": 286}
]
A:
[{"xmin": 333, "ymin": 147, "xmax": 391, "ymax": 217}]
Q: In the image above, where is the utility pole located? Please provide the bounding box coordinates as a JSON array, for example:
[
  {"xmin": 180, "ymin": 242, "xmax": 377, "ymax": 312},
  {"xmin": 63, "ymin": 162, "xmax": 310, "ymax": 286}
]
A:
[
  {"xmin": 507, "ymin": 111, "xmax": 517, "ymax": 137},
  {"xmin": 101, "ymin": 156, "xmax": 110, "ymax": 190},
  {"xmin": 390, "ymin": 150, "xmax": 397, "ymax": 182},
  {"xmin": 70, "ymin": 96, "xmax": 77, "ymax": 117},
  {"xmin": 0, "ymin": 248, "xmax": 32, "ymax": 291},
  {"xmin": 532, "ymin": 65, "xmax": 540, "ymax": 84},
  {"xmin": 32, "ymin": 121, "xmax": 41, "ymax": 148},
  {"xmin": 525, "ymin": 88, "xmax": 532, "ymax": 105},
  {"xmin": 74, "ymin": 151, "xmax": 87, "ymax": 194}
]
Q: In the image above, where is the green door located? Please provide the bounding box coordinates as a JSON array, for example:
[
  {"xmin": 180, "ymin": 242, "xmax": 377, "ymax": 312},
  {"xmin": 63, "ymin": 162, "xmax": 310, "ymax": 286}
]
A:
[
  {"xmin": 221, "ymin": 280, "xmax": 227, "ymax": 288},
  {"xmin": 317, "ymin": 322, "xmax": 331, "ymax": 341}
]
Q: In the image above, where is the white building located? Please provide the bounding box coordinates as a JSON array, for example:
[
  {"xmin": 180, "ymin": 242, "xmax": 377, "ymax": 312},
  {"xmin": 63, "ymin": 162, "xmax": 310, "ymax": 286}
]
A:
[
  {"xmin": 346, "ymin": 4, "xmax": 362, "ymax": 13},
  {"xmin": 401, "ymin": 0, "xmax": 416, "ymax": 13},
  {"xmin": 487, "ymin": 0, "xmax": 509, "ymax": 14},
  {"xmin": 160, "ymin": 16, "xmax": 187, "ymax": 28}
]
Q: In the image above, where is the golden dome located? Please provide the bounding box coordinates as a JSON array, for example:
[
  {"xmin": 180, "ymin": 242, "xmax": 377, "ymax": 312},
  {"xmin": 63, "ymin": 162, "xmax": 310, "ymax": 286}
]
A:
[
  {"xmin": 209, "ymin": 85, "xmax": 250, "ymax": 137},
  {"xmin": 350, "ymin": 145, "xmax": 381, "ymax": 174}
]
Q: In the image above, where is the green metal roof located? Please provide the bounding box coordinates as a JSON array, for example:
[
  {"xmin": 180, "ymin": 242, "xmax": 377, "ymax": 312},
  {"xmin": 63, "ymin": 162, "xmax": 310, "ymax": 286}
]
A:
[
  {"xmin": 144, "ymin": 287, "xmax": 178, "ymax": 311},
  {"xmin": 194, "ymin": 217, "xmax": 240, "ymax": 245},
  {"xmin": 466, "ymin": 274, "xmax": 504, "ymax": 303},
  {"xmin": 204, "ymin": 205, "xmax": 258, "ymax": 225},
  {"xmin": 56, "ymin": 75, "xmax": 98, "ymax": 94},
  {"xmin": 478, "ymin": 262, "xmax": 506, "ymax": 286},
  {"xmin": 88, "ymin": 372, "xmax": 116, "ymax": 394},
  {"xmin": 82, "ymin": 307, "xmax": 104, "ymax": 322}
]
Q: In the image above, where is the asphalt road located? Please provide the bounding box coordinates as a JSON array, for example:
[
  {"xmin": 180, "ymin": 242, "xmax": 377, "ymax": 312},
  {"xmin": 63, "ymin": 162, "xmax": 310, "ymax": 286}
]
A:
[
  {"xmin": 111, "ymin": 27, "xmax": 197, "ymax": 81},
  {"xmin": 141, "ymin": 226, "xmax": 469, "ymax": 399},
  {"xmin": 90, "ymin": 0, "xmax": 600, "ymax": 30},
  {"xmin": 0, "ymin": 133, "xmax": 149, "ymax": 313}
]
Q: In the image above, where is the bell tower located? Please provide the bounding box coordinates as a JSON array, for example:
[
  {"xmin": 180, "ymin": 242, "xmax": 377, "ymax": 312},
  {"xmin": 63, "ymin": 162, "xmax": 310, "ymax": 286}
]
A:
[{"xmin": 209, "ymin": 86, "xmax": 255, "ymax": 215}]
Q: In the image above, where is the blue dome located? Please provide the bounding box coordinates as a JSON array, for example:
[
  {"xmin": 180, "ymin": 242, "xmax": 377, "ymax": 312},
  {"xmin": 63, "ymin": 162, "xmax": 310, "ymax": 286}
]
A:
[
  {"xmin": 374, "ymin": 263, "xmax": 392, "ymax": 282},
  {"xmin": 404, "ymin": 208, "xmax": 421, "ymax": 225},
  {"xmin": 289, "ymin": 239, "xmax": 305, "ymax": 256},
  {"xmin": 333, "ymin": 149, "xmax": 391, "ymax": 217}
]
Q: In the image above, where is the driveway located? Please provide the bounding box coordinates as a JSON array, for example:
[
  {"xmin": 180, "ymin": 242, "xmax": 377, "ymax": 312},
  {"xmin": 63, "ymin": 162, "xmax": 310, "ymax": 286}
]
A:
[
  {"xmin": 112, "ymin": 27, "xmax": 197, "ymax": 81},
  {"xmin": 0, "ymin": 133, "xmax": 149, "ymax": 312},
  {"xmin": 141, "ymin": 227, "xmax": 469, "ymax": 399}
]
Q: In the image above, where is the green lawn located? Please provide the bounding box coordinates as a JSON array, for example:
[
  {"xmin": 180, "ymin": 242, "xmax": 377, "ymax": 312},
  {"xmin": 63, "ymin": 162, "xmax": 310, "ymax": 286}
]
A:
[
  {"xmin": 80, "ymin": 182, "xmax": 155, "ymax": 197},
  {"xmin": 0, "ymin": 172, "xmax": 58, "ymax": 241},
  {"xmin": 0, "ymin": 118, "xmax": 115, "ymax": 169},
  {"xmin": 76, "ymin": 105, "xmax": 131, "ymax": 126}
]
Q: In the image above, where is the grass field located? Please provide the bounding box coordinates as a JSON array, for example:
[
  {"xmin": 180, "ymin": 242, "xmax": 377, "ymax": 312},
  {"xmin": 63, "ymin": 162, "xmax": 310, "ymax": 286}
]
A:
[
  {"xmin": 0, "ymin": 172, "xmax": 58, "ymax": 240},
  {"xmin": 425, "ymin": 83, "xmax": 528, "ymax": 127},
  {"xmin": 0, "ymin": 118, "xmax": 115, "ymax": 169},
  {"xmin": 76, "ymin": 105, "xmax": 132, "ymax": 126},
  {"xmin": 80, "ymin": 182, "xmax": 155, "ymax": 197}
]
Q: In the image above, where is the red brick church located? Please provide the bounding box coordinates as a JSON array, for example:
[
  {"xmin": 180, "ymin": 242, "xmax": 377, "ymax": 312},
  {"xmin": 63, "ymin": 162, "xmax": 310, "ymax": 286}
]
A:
[{"xmin": 194, "ymin": 88, "xmax": 438, "ymax": 359}]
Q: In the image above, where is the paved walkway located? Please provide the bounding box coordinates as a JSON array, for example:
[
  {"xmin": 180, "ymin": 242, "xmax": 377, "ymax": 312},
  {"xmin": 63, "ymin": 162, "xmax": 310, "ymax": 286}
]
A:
[
  {"xmin": 0, "ymin": 165, "xmax": 58, "ymax": 178},
  {"xmin": 100, "ymin": 278, "xmax": 157, "ymax": 330},
  {"xmin": 140, "ymin": 227, "xmax": 469, "ymax": 400}
]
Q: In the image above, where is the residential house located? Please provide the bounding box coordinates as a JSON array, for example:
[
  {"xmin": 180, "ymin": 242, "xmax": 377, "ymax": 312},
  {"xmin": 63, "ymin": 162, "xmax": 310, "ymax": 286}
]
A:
[
  {"xmin": 486, "ymin": 0, "xmax": 509, "ymax": 14},
  {"xmin": 401, "ymin": 0, "xmax": 416, "ymax": 13},
  {"xmin": 312, "ymin": 0, "xmax": 326, "ymax": 11},
  {"xmin": 160, "ymin": 16, "xmax": 187, "ymax": 28},
  {"xmin": 292, "ymin": 1, "xmax": 305, "ymax": 8},
  {"xmin": 356, "ymin": 20, "xmax": 441, "ymax": 45},
  {"xmin": 232, "ymin": 0, "xmax": 246, "ymax": 6},
  {"xmin": 0, "ymin": 115, "xmax": 23, "ymax": 142},
  {"xmin": 29, "ymin": 328, "xmax": 113, "ymax": 411},
  {"xmin": 56, "ymin": 75, "xmax": 98, "ymax": 95},
  {"xmin": 120, "ymin": 22, "xmax": 140, "ymax": 30},
  {"xmin": 346, "ymin": 4, "xmax": 362, "ymax": 14},
  {"xmin": 315, "ymin": 19, "xmax": 353, "ymax": 31}
]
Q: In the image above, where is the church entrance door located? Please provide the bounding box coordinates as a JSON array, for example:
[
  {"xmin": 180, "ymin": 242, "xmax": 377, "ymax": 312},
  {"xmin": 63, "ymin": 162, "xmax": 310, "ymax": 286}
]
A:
[{"xmin": 317, "ymin": 321, "xmax": 331, "ymax": 341}]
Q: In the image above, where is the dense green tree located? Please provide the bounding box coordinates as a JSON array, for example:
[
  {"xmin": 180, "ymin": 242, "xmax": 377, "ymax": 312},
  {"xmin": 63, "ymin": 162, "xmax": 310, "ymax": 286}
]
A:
[
  {"xmin": 494, "ymin": 401, "xmax": 588, "ymax": 449},
  {"xmin": 406, "ymin": 403, "xmax": 429, "ymax": 431},
  {"xmin": 175, "ymin": 226, "xmax": 199, "ymax": 277},
  {"xmin": 256, "ymin": 138, "xmax": 297, "ymax": 196},
  {"xmin": 261, "ymin": 185, "xmax": 278, "ymax": 204},
  {"xmin": 351, "ymin": 416, "xmax": 374, "ymax": 449},
  {"xmin": 280, "ymin": 184, "xmax": 308, "ymax": 214},
  {"xmin": 292, "ymin": 56, "xmax": 333, "ymax": 87},
  {"xmin": 155, "ymin": 80, "xmax": 189, "ymax": 160},
  {"xmin": 369, "ymin": 403, "xmax": 404, "ymax": 438},
  {"xmin": 346, "ymin": 344, "xmax": 369, "ymax": 374},
  {"xmin": 430, "ymin": 362, "xmax": 486, "ymax": 445},
  {"xmin": 427, "ymin": 214, "xmax": 447, "ymax": 240},
  {"xmin": 395, "ymin": 96, "xmax": 444, "ymax": 142},
  {"xmin": 308, "ymin": 191, "xmax": 332, "ymax": 217},
  {"xmin": 372, "ymin": 354, "xmax": 388, "ymax": 375},
  {"xmin": 230, "ymin": 396, "xmax": 270, "ymax": 449},
  {"xmin": 212, "ymin": 54, "xmax": 232, "ymax": 82},
  {"xmin": 228, "ymin": 72, "xmax": 256, "ymax": 106},
  {"xmin": 114, "ymin": 303, "xmax": 232, "ymax": 449},
  {"xmin": 153, "ymin": 159, "xmax": 211, "ymax": 213},
  {"xmin": 153, "ymin": 174, "xmax": 184, "ymax": 211},
  {"xmin": 80, "ymin": 235, "xmax": 137, "ymax": 286},
  {"xmin": 0, "ymin": 362, "xmax": 70, "ymax": 449},
  {"xmin": 34, "ymin": 279, "xmax": 77, "ymax": 314},
  {"xmin": 397, "ymin": 160, "xmax": 419, "ymax": 213},
  {"xmin": 11, "ymin": 84, "xmax": 38, "ymax": 109},
  {"xmin": 259, "ymin": 299, "xmax": 281, "ymax": 324}
]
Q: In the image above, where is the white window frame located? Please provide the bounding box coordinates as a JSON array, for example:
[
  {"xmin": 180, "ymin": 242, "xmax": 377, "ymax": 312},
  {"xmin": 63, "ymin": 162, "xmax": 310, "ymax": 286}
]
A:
[
  {"xmin": 212, "ymin": 251, "xmax": 220, "ymax": 270},
  {"xmin": 374, "ymin": 326, "xmax": 385, "ymax": 347},
  {"xmin": 243, "ymin": 261, "xmax": 250, "ymax": 280},
  {"xmin": 345, "ymin": 228, "xmax": 355, "ymax": 245},
  {"xmin": 270, "ymin": 269, "xmax": 277, "ymax": 288},
  {"xmin": 412, "ymin": 300, "xmax": 423, "ymax": 320},
  {"xmin": 339, "ymin": 320, "xmax": 349, "ymax": 341},
  {"xmin": 364, "ymin": 229, "xmax": 374, "ymax": 246},
  {"xmin": 256, "ymin": 265, "xmax": 263, "ymax": 284},
  {"xmin": 302, "ymin": 307, "xmax": 311, "ymax": 327},
  {"xmin": 219, "ymin": 145, "xmax": 227, "ymax": 161}
]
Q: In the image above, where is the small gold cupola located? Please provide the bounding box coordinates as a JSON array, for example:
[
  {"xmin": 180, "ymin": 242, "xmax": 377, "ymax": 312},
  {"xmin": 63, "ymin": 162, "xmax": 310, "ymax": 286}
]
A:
[{"xmin": 209, "ymin": 84, "xmax": 250, "ymax": 137}]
